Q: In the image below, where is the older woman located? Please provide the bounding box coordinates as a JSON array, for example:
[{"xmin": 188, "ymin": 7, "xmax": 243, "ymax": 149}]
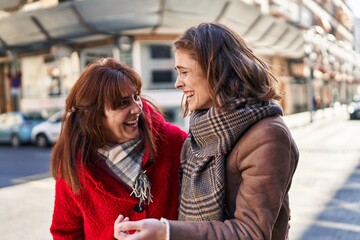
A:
[{"xmin": 50, "ymin": 58, "xmax": 187, "ymax": 239}]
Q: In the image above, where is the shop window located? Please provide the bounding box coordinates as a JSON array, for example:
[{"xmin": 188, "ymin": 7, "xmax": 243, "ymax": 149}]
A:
[
  {"xmin": 44, "ymin": 55, "xmax": 55, "ymax": 63},
  {"xmin": 48, "ymin": 67, "xmax": 61, "ymax": 97},
  {"xmin": 291, "ymin": 77, "xmax": 308, "ymax": 113}
]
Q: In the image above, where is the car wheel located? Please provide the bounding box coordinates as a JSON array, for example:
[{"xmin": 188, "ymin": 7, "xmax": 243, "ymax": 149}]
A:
[
  {"xmin": 11, "ymin": 135, "xmax": 20, "ymax": 147},
  {"xmin": 355, "ymin": 111, "xmax": 360, "ymax": 120},
  {"xmin": 36, "ymin": 134, "xmax": 49, "ymax": 148}
]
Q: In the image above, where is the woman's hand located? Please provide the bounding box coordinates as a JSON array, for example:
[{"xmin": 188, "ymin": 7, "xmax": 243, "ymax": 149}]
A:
[
  {"xmin": 114, "ymin": 215, "xmax": 129, "ymax": 239},
  {"xmin": 114, "ymin": 215, "xmax": 166, "ymax": 240}
]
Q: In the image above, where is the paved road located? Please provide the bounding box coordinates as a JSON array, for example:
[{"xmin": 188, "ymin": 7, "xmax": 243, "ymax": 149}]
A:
[
  {"xmin": 0, "ymin": 106, "xmax": 359, "ymax": 240},
  {"xmin": 0, "ymin": 145, "xmax": 51, "ymax": 187}
]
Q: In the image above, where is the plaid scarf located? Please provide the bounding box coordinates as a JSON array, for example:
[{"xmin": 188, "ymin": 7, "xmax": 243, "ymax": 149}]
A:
[
  {"xmin": 97, "ymin": 137, "xmax": 152, "ymax": 205},
  {"xmin": 178, "ymin": 99, "xmax": 283, "ymax": 221}
]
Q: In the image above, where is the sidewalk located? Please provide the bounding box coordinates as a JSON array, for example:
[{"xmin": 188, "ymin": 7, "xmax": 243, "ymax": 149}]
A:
[
  {"xmin": 286, "ymin": 105, "xmax": 360, "ymax": 239},
  {"xmin": 282, "ymin": 103, "xmax": 347, "ymax": 129},
  {"xmin": 0, "ymin": 105, "xmax": 354, "ymax": 239},
  {"xmin": 0, "ymin": 177, "xmax": 54, "ymax": 239}
]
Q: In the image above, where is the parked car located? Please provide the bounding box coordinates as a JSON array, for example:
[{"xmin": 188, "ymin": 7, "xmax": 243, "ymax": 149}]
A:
[
  {"xmin": 348, "ymin": 98, "xmax": 360, "ymax": 120},
  {"xmin": 31, "ymin": 110, "xmax": 63, "ymax": 147},
  {"xmin": 0, "ymin": 111, "xmax": 46, "ymax": 147}
]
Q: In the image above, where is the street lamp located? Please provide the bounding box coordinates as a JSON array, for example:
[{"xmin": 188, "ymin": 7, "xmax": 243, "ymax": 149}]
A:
[{"xmin": 303, "ymin": 26, "xmax": 323, "ymax": 123}]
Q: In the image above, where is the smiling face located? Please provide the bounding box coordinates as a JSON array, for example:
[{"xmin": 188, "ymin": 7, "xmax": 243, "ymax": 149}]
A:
[
  {"xmin": 174, "ymin": 50, "xmax": 213, "ymax": 112},
  {"xmin": 102, "ymin": 85, "xmax": 143, "ymax": 144}
]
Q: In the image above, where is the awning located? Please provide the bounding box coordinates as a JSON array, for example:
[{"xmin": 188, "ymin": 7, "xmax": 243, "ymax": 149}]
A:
[
  {"xmin": 0, "ymin": 0, "xmax": 21, "ymax": 10},
  {"xmin": 0, "ymin": 0, "xmax": 304, "ymax": 58}
]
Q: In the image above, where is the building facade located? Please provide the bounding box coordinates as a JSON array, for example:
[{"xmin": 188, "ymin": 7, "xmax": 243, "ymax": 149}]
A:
[{"xmin": 0, "ymin": 0, "xmax": 359, "ymax": 128}]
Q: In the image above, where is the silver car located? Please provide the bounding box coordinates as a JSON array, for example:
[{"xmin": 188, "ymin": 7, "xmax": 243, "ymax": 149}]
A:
[{"xmin": 31, "ymin": 110, "xmax": 63, "ymax": 147}]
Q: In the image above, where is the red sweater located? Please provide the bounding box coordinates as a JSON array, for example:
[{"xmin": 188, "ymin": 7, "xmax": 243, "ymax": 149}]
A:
[{"xmin": 50, "ymin": 103, "xmax": 187, "ymax": 239}]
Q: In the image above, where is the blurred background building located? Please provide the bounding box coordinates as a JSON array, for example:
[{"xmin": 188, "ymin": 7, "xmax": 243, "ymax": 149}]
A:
[{"xmin": 0, "ymin": 0, "xmax": 359, "ymax": 128}]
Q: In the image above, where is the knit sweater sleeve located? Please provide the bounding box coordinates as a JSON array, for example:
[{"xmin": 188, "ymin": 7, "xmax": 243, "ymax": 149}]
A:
[{"xmin": 50, "ymin": 178, "xmax": 84, "ymax": 239}]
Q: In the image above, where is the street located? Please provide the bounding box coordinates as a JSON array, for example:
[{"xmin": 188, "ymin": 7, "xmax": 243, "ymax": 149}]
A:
[
  {"xmin": 0, "ymin": 108, "xmax": 359, "ymax": 239},
  {"xmin": 0, "ymin": 145, "xmax": 51, "ymax": 188}
]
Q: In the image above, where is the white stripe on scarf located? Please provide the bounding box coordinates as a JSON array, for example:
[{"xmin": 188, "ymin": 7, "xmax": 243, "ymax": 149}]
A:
[{"xmin": 98, "ymin": 137, "xmax": 152, "ymax": 204}]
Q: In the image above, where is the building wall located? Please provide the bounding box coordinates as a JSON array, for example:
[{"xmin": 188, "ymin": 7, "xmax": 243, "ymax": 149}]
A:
[
  {"xmin": 354, "ymin": 18, "xmax": 360, "ymax": 53},
  {"xmin": 20, "ymin": 52, "xmax": 80, "ymax": 115},
  {"xmin": 1, "ymin": 0, "xmax": 359, "ymax": 120}
]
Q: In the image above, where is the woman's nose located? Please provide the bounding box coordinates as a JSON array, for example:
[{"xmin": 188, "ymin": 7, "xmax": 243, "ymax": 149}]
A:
[
  {"xmin": 130, "ymin": 100, "xmax": 143, "ymax": 114},
  {"xmin": 174, "ymin": 76, "xmax": 183, "ymax": 89}
]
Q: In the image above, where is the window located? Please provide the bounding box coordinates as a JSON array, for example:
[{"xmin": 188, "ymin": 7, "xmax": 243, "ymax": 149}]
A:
[
  {"xmin": 152, "ymin": 70, "xmax": 173, "ymax": 84},
  {"xmin": 150, "ymin": 45, "xmax": 172, "ymax": 59},
  {"xmin": 142, "ymin": 42, "xmax": 175, "ymax": 89}
]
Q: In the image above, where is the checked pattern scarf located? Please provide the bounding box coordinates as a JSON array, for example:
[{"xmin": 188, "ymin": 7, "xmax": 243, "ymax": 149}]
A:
[
  {"xmin": 178, "ymin": 99, "xmax": 283, "ymax": 221},
  {"xmin": 97, "ymin": 137, "xmax": 153, "ymax": 205}
]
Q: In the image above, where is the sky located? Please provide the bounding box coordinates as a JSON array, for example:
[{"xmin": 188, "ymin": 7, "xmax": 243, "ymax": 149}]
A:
[{"xmin": 346, "ymin": 0, "xmax": 360, "ymax": 18}]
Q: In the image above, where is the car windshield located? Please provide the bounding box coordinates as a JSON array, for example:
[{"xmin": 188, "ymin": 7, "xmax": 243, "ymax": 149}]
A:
[
  {"xmin": 23, "ymin": 112, "xmax": 46, "ymax": 121},
  {"xmin": 48, "ymin": 111, "xmax": 64, "ymax": 123}
]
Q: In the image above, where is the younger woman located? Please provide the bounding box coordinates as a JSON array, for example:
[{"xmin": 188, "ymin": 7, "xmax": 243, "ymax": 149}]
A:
[{"xmin": 114, "ymin": 23, "xmax": 299, "ymax": 240}]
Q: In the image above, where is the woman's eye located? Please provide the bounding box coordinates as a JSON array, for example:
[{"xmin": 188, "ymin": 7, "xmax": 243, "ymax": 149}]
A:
[
  {"xmin": 118, "ymin": 99, "xmax": 130, "ymax": 108},
  {"xmin": 133, "ymin": 94, "xmax": 140, "ymax": 101}
]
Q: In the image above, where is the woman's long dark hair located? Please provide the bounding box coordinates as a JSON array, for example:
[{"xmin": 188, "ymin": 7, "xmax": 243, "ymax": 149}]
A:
[
  {"xmin": 51, "ymin": 58, "xmax": 158, "ymax": 193},
  {"xmin": 174, "ymin": 22, "xmax": 282, "ymax": 116}
]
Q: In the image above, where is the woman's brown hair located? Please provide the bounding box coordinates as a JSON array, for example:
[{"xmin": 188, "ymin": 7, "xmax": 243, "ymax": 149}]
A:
[
  {"xmin": 50, "ymin": 58, "xmax": 158, "ymax": 193},
  {"xmin": 174, "ymin": 22, "xmax": 281, "ymax": 116}
]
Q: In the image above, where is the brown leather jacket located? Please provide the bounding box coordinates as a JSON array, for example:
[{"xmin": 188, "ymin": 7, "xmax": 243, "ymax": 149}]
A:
[{"xmin": 169, "ymin": 115, "xmax": 299, "ymax": 240}]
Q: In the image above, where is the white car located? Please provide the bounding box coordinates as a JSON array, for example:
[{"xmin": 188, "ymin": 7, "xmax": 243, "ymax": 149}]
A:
[{"xmin": 31, "ymin": 110, "xmax": 63, "ymax": 147}]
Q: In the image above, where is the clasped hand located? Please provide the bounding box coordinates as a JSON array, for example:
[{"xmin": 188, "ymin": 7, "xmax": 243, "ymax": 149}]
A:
[{"xmin": 113, "ymin": 215, "xmax": 166, "ymax": 240}]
